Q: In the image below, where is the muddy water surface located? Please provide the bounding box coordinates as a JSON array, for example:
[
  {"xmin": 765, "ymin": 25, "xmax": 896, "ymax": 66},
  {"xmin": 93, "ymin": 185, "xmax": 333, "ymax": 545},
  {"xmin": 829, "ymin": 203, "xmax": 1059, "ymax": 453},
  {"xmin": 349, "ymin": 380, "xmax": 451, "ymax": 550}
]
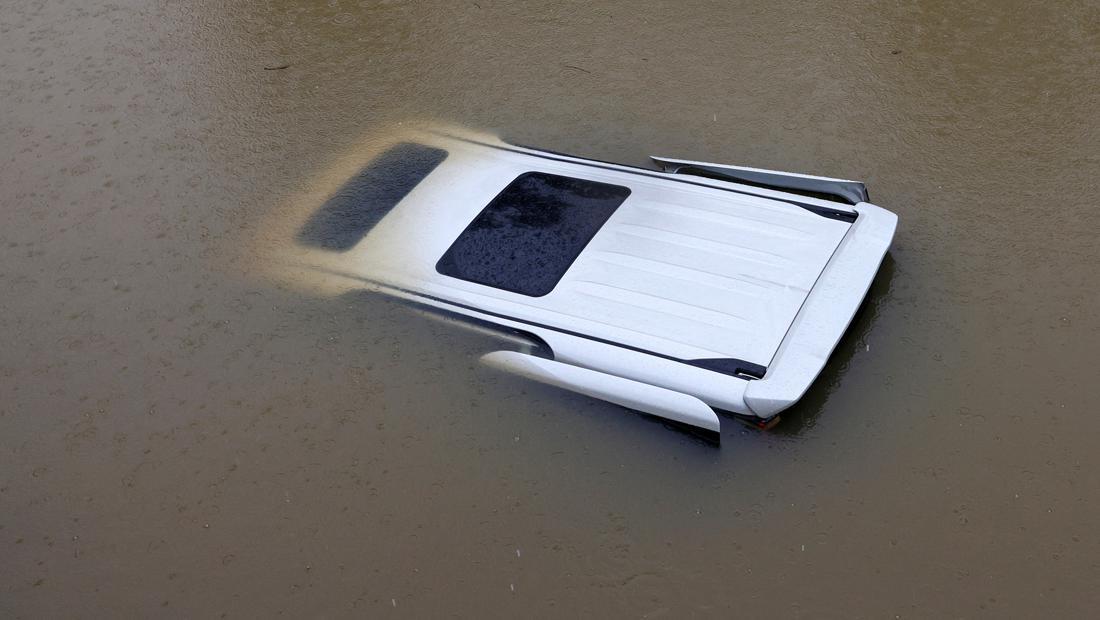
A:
[{"xmin": 2, "ymin": 1, "xmax": 1099, "ymax": 617}]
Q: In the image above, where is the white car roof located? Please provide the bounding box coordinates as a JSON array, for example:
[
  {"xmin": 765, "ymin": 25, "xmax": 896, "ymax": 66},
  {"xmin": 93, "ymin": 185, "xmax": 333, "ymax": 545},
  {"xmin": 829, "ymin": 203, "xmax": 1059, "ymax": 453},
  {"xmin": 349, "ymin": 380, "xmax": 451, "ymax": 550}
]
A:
[{"xmin": 346, "ymin": 132, "xmax": 853, "ymax": 370}]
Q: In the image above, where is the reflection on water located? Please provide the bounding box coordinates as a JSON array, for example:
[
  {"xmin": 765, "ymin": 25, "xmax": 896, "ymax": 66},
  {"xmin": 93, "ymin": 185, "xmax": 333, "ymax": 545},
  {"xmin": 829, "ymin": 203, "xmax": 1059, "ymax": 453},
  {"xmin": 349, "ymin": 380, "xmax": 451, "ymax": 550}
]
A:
[{"xmin": 2, "ymin": 0, "xmax": 1099, "ymax": 617}]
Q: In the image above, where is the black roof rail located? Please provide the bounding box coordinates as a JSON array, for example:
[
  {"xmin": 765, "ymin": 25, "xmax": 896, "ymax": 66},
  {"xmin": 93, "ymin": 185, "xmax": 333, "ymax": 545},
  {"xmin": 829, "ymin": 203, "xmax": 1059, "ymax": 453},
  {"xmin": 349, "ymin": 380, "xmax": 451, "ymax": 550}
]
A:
[{"xmin": 651, "ymin": 156, "xmax": 869, "ymax": 207}]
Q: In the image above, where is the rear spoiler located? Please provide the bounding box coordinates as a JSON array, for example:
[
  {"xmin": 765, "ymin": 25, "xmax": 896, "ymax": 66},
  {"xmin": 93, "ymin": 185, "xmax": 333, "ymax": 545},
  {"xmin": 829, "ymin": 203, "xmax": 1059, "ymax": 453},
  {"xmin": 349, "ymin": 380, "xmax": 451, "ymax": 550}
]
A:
[
  {"xmin": 651, "ymin": 156, "xmax": 869, "ymax": 206},
  {"xmin": 481, "ymin": 351, "xmax": 721, "ymax": 433}
]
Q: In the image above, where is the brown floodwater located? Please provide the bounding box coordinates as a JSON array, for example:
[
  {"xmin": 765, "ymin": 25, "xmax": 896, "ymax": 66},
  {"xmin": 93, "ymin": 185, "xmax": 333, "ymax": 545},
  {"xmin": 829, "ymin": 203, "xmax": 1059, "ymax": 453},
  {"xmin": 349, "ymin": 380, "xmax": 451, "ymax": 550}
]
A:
[{"xmin": 3, "ymin": 0, "xmax": 1099, "ymax": 617}]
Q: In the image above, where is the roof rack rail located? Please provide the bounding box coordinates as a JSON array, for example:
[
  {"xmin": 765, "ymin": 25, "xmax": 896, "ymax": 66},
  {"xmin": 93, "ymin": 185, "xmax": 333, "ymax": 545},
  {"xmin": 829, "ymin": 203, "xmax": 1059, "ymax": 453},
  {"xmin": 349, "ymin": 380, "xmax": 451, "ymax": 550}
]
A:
[{"xmin": 651, "ymin": 156, "xmax": 869, "ymax": 206}]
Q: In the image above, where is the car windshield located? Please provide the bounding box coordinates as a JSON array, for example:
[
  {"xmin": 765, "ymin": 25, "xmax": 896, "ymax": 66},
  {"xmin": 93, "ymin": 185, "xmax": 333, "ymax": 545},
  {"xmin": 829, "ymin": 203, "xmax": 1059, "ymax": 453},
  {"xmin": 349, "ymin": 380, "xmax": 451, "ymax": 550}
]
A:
[{"xmin": 297, "ymin": 142, "xmax": 447, "ymax": 251}]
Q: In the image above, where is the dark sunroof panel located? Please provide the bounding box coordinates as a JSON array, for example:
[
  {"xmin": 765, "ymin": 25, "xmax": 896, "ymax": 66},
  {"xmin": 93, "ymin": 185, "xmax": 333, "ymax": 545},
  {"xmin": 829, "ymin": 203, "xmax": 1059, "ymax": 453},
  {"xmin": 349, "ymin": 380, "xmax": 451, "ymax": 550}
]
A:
[
  {"xmin": 297, "ymin": 142, "xmax": 447, "ymax": 251},
  {"xmin": 436, "ymin": 172, "xmax": 631, "ymax": 297}
]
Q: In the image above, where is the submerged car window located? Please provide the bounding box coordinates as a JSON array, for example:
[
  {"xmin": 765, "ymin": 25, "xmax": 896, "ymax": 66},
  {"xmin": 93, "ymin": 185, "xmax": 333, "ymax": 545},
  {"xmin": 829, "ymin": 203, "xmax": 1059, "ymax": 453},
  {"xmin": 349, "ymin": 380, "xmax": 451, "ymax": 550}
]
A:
[
  {"xmin": 436, "ymin": 172, "xmax": 630, "ymax": 297},
  {"xmin": 297, "ymin": 142, "xmax": 447, "ymax": 251}
]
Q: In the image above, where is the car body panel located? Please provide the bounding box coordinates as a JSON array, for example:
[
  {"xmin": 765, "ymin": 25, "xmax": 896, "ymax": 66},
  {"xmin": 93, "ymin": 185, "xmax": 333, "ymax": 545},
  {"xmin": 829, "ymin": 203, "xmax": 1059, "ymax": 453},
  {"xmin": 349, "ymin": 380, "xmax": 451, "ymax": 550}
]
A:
[{"xmin": 481, "ymin": 351, "xmax": 722, "ymax": 432}]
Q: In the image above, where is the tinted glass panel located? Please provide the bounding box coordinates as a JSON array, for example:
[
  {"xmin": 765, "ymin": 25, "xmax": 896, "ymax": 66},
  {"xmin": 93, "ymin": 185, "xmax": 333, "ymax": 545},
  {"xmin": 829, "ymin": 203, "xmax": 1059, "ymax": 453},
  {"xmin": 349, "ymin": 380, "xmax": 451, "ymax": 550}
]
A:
[
  {"xmin": 297, "ymin": 142, "xmax": 447, "ymax": 251},
  {"xmin": 436, "ymin": 172, "xmax": 630, "ymax": 297}
]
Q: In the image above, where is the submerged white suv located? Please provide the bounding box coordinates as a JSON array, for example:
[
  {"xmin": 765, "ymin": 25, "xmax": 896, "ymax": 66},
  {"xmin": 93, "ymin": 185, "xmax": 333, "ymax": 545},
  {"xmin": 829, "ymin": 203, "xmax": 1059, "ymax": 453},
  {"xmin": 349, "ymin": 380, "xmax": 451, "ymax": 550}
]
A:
[{"xmin": 293, "ymin": 127, "xmax": 897, "ymax": 435}]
